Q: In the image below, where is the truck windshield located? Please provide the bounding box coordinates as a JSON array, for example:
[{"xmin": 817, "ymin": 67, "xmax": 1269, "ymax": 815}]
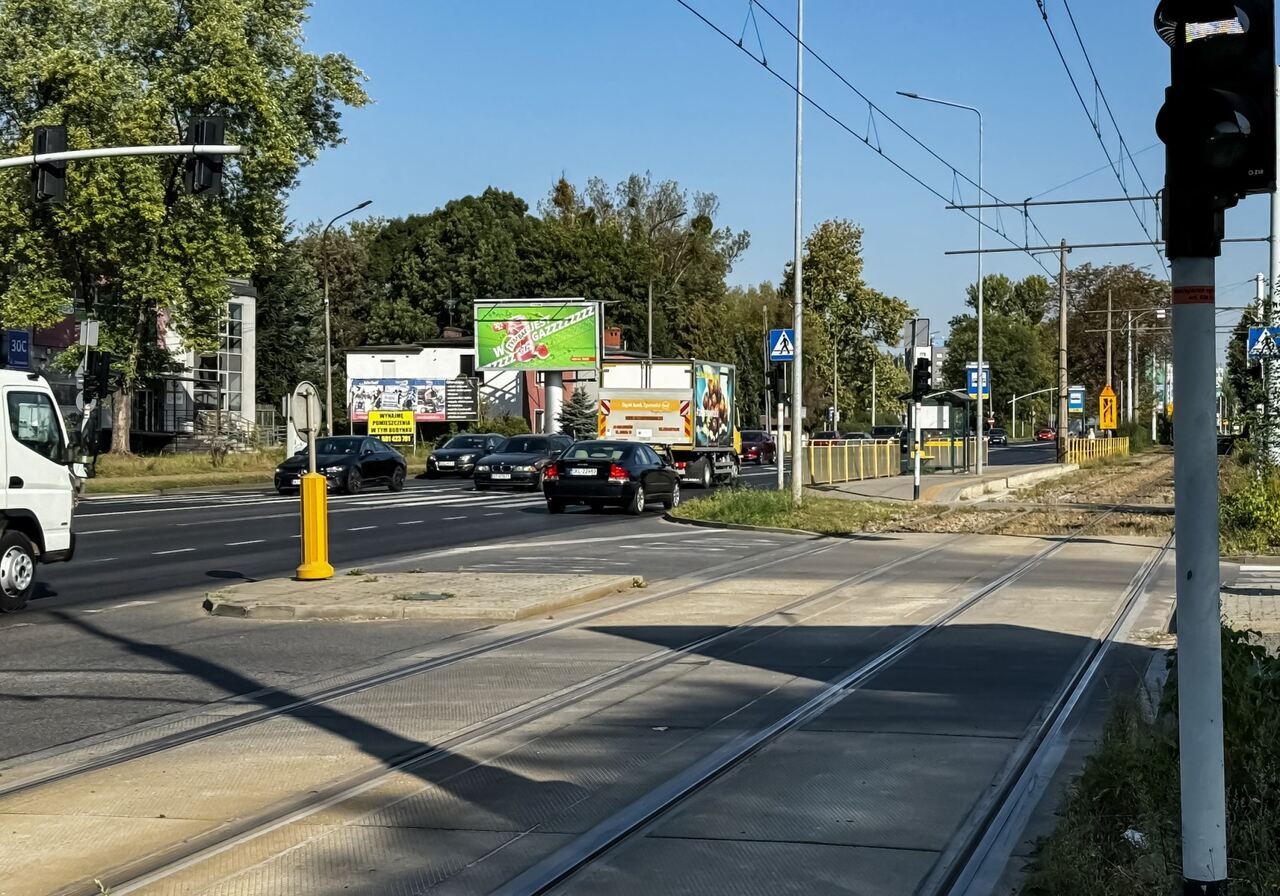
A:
[{"xmin": 7, "ymin": 392, "xmax": 65, "ymax": 462}]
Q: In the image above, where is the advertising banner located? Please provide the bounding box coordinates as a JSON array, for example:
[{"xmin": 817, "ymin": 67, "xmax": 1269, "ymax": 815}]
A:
[
  {"xmin": 474, "ymin": 301, "xmax": 600, "ymax": 371},
  {"xmin": 693, "ymin": 362, "xmax": 735, "ymax": 449},
  {"xmin": 349, "ymin": 378, "xmax": 447, "ymax": 423},
  {"xmin": 598, "ymin": 390, "xmax": 692, "ymax": 444},
  {"xmin": 368, "ymin": 410, "xmax": 415, "ymax": 444},
  {"xmin": 444, "ymin": 377, "xmax": 479, "ymax": 422}
]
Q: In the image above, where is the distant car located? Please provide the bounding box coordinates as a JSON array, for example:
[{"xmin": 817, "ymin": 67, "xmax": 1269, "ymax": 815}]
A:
[
  {"xmin": 275, "ymin": 436, "xmax": 406, "ymax": 495},
  {"xmin": 988, "ymin": 427, "xmax": 1008, "ymax": 447},
  {"xmin": 738, "ymin": 430, "xmax": 777, "ymax": 465},
  {"xmin": 426, "ymin": 433, "xmax": 506, "ymax": 478},
  {"xmin": 871, "ymin": 425, "xmax": 901, "ymax": 440},
  {"xmin": 811, "ymin": 430, "xmax": 841, "ymax": 446},
  {"xmin": 1035, "ymin": 428, "xmax": 1056, "ymax": 442},
  {"xmin": 543, "ymin": 440, "xmax": 681, "ymax": 515},
  {"xmin": 841, "ymin": 431, "xmax": 872, "ymax": 442},
  {"xmin": 473, "ymin": 433, "xmax": 574, "ymax": 491}
]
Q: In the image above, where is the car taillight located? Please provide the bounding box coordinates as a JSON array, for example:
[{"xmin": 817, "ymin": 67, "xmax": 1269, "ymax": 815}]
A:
[
  {"xmin": 674, "ymin": 461, "xmax": 687, "ymax": 471},
  {"xmin": 608, "ymin": 463, "xmax": 628, "ymax": 482},
  {"xmin": 545, "ymin": 463, "xmax": 561, "ymax": 482}
]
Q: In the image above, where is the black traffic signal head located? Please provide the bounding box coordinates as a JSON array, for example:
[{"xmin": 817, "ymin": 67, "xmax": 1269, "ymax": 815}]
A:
[
  {"xmin": 83, "ymin": 350, "xmax": 114, "ymax": 401},
  {"xmin": 184, "ymin": 116, "xmax": 225, "ymax": 196},
  {"xmin": 912, "ymin": 356, "xmax": 932, "ymax": 400},
  {"xmin": 1155, "ymin": 0, "xmax": 1275, "ymax": 213},
  {"xmin": 31, "ymin": 125, "xmax": 67, "ymax": 205}
]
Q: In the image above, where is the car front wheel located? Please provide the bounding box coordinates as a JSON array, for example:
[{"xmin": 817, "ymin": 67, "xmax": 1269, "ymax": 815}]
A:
[
  {"xmin": 346, "ymin": 469, "xmax": 362, "ymax": 495},
  {"xmin": 0, "ymin": 530, "xmax": 36, "ymax": 612},
  {"xmin": 389, "ymin": 466, "xmax": 406, "ymax": 492}
]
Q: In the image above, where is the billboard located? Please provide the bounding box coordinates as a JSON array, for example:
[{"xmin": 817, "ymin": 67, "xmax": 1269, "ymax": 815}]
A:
[
  {"xmin": 368, "ymin": 410, "xmax": 415, "ymax": 444},
  {"xmin": 693, "ymin": 362, "xmax": 735, "ymax": 449},
  {"xmin": 349, "ymin": 378, "xmax": 447, "ymax": 423},
  {"xmin": 474, "ymin": 301, "xmax": 600, "ymax": 371},
  {"xmin": 444, "ymin": 378, "xmax": 479, "ymax": 422},
  {"xmin": 598, "ymin": 390, "xmax": 692, "ymax": 444}
]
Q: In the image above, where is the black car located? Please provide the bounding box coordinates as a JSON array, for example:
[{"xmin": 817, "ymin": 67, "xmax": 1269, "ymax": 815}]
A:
[
  {"xmin": 473, "ymin": 433, "xmax": 574, "ymax": 491},
  {"xmin": 543, "ymin": 440, "xmax": 680, "ymax": 515},
  {"xmin": 988, "ymin": 427, "xmax": 1008, "ymax": 447},
  {"xmin": 739, "ymin": 430, "xmax": 777, "ymax": 465},
  {"xmin": 426, "ymin": 433, "xmax": 505, "ymax": 478},
  {"xmin": 274, "ymin": 436, "xmax": 407, "ymax": 495}
]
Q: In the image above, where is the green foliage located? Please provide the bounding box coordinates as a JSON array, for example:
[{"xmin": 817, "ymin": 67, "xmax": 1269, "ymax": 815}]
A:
[
  {"xmin": 965, "ymin": 273, "xmax": 1053, "ymax": 324},
  {"xmin": 944, "ymin": 301, "xmax": 1054, "ymax": 428},
  {"xmin": 1024, "ymin": 628, "xmax": 1280, "ymax": 896},
  {"xmin": 1116, "ymin": 420, "xmax": 1153, "ymax": 454},
  {"xmin": 0, "ymin": 0, "xmax": 368, "ymax": 450},
  {"xmin": 477, "ymin": 415, "xmax": 532, "ymax": 438},
  {"xmin": 1221, "ymin": 463, "xmax": 1280, "ymax": 554},
  {"xmin": 558, "ymin": 387, "xmax": 597, "ymax": 440},
  {"xmin": 674, "ymin": 488, "xmax": 906, "ymax": 535}
]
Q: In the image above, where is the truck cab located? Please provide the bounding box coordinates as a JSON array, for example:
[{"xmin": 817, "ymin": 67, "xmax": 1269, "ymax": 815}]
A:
[{"xmin": 0, "ymin": 369, "xmax": 81, "ymax": 611}]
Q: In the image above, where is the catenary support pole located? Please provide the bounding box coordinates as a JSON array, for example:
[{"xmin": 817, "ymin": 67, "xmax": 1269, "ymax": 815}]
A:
[
  {"xmin": 776, "ymin": 397, "xmax": 785, "ymax": 491},
  {"xmin": 1269, "ymin": 69, "xmax": 1280, "ymax": 467},
  {"xmin": 1170, "ymin": 255, "xmax": 1228, "ymax": 892},
  {"xmin": 764, "ymin": 304, "xmax": 771, "ymax": 434},
  {"xmin": 871, "ymin": 363, "xmax": 877, "ymax": 426},
  {"xmin": 1151, "ymin": 352, "xmax": 1159, "ymax": 442},
  {"xmin": 1127, "ymin": 309, "xmax": 1135, "ymax": 425},
  {"xmin": 789, "ymin": 0, "xmax": 805, "ymax": 504},
  {"xmin": 1106, "ymin": 289, "xmax": 1113, "ymax": 393},
  {"xmin": 1057, "ymin": 241, "xmax": 1069, "ymax": 461},
  {"xmin": 912, "ymin": 400, "xmax": 922, "ymax": 501},
  {"xmin": 544, "ymin": 371, "xmax": 564, "ymax": 435}
]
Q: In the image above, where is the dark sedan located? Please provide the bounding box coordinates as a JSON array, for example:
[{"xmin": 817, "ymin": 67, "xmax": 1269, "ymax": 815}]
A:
[
  {"xmin": 543, "ymin": 440, "xmax": 680, "ymax": 515},
  {"xmin": 425, "ymin": 433, "xmax": 506, "ymax": 478},
  {"xmin": 738, "ymin": 430, "xmax": 777, "ymax": 465},
  {"xmin": 988, "ymin": 427, "xmax": 1008, "ymax": 447},
  {"xmin": 473, "ymin": 433, "xmax": 574, "ymax": 491},
  {"xmin": 275, "ymin": 436, "xmax": 407, "ymax": 495}
]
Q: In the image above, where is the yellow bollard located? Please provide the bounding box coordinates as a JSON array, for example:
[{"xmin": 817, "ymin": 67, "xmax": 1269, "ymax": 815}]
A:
[{"xmin": 296, "ymin": 472, "xmax": 333, "ymax": 580}]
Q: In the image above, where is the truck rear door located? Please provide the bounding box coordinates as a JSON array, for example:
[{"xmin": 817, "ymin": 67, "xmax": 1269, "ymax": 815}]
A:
[{"xmin": 2, "ymin": 387, "xmax": 72, "ymax": 555}]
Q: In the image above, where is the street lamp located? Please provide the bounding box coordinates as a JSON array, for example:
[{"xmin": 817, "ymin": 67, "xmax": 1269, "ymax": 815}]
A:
[
  {"xmin": 899, "ymin": 91, "xmax": 984, "ymax": 472},
  {"xmin": 646, "ymin": 210, "xmax": 687, "ymax": 363},
  {"xmin": 322, "ymin": 199, "xmax": 372, "ymax": 435}
]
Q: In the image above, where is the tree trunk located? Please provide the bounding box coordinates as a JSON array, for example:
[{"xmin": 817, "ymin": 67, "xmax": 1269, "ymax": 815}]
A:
[{"xmin": 110, "ymin": 388, "xmax": 132, "ymax": 455}]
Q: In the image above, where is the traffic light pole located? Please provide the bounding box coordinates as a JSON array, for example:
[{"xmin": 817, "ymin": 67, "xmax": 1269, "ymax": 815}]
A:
[
  {"xmin": 788, "ymin": 0, "xmax": 805, "ymax": 505},
  {"xmin": 1171, "ymin": 256, "xmax": 1228, "ymax": 895},
  {"xmin": 0, "ymin": 143, "xmax": 243, "ymax": 170},
  {"xmin": 1057, "ymin": 241, "xmax": 1069, "ymax": 462}
]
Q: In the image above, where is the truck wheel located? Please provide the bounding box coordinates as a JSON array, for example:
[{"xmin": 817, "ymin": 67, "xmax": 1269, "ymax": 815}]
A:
[
  {"xmin": 0, "ymin": 531, "xmax": 36, "ymax": 612},
  {"xmin": 699, "ymin": 462, "xmax": 713, "ymax": 490}
]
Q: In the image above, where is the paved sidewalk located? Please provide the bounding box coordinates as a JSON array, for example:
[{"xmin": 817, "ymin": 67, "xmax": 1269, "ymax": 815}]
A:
[{"xmin": 810, "ymin": 462, "xmax": 1076, "ymax": 504}]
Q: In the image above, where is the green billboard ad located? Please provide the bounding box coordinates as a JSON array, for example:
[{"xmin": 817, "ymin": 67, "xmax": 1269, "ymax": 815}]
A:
[{"xmin": 474, "ymin": 301, "xmax": 601, "ymax": 371}]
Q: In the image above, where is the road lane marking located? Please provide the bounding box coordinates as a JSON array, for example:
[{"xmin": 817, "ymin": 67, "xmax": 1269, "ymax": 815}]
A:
[
  {"xmin": 83, "ymin": 600, "xmax": 157, "ymax": 614},
  {"xmin": 226, "ymin": 539, "xmax": 265, "ymax": 546},
  {"xmin": 347, "ymin": 526, "xmax": 377, "ymax": 532},
  {"xmin": 442, "ymin": 516, "xmax": 466, "ymax": 521},
  {"xmin": 484, "ymin": 512, "xmax": 503, "ymax": 517},
  {"xmin": 152, "ymin": 548, "xmax": 195, "ymax": 555},
  {"xmin": 77, "ymin": 529, "xmax": 119, "ymax": 535},
  {"xmin": 397, "ymin": 520, "xmax": 424, "ymax": 526}
]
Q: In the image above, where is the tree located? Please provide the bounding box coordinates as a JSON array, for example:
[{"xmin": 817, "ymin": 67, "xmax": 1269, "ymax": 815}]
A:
[
  {"xmin": 779, "ymin": 220, "xmax": 913, "ymax": 426},
  {"xmin": 558, "ymin": 387, "xmax": 598, "ymax": 440},
  {"xmin": 252, "ymin": 238, "xmax": 324, "ymax": 408},
  {"xmin": 966, "ymin": 273, "xmax": 1052, "ymax": 324},
  {"xmin": 943, "ymin": 312, "xmax": 1054, "ymax": 428},
  {"xmin": 0, "ymin": 0, "xmax": 368, "ymax": 452}
]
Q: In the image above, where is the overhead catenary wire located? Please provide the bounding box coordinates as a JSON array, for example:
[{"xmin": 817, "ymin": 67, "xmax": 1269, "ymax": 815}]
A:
[
  {"xmin": 1035, "ymin": 0, "xmax": 1168, "ymax": 278},
  {"xmin": 673, "ymin": 0, "xmax": 1057, "ymax": 278}
]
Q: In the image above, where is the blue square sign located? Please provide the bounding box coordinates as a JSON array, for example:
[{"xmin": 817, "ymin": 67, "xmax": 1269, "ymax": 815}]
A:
[
  {"xmin": 5, "ymin": 329, "xmax": 30, "ymax": 370},
  {"xmin": 768, "ymin": 328, "xmax": 796, "ymax": 362}
]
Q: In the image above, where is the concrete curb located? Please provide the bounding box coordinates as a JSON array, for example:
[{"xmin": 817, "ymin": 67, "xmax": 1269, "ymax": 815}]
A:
[
  {"xmin": 662, "ymin": 512, "xmax": 823, "ymax": 538},
  {"xmin": 948, "ymin": 464, "xmax": 1081, "ymax": 502},
  {"xmin": 204, "ymin": 576, "xmax": 638, "ymax": 622}
]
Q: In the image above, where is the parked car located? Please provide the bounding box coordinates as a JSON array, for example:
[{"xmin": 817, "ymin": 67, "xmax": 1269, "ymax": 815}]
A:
[
  {"xmin": 988, "ymin": 427, "xmax": 1008, "ymax": 447},
  {"xmin": 426, "ymin": 433, "xmax": 506, "ymax": 478},
  {"xmin": 275, "ymin": 436, "xmax": 407, "ymax": 495},
  {"xmin": 841, "ymin": 431, "xmax": 872, "ymax": 441},
  {"xmin": 543, "ymin": 440, "xmax": 680, "ymax": 515},
  {"xmin": 871, "ymin": 425, "xmax": 901, "ymax": 440},
  {"xmin": 811, "ymin": 430, "xmax": 841, "ymax": 446},
  {"xmin": 1035, "ymin": 428, "xmax": 1056, "ymax": 442},
  {"xmin": 738, "ymin": 430, "xmax": 777, "ymax": 465},
  {"xmin": 473, "ymin": 433, "xmax": 574, "ymax": 490}
]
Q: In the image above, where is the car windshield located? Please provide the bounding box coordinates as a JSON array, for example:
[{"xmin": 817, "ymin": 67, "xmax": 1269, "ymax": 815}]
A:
[
  {"xmin": 500, "ymin": 436, "xmax": 549, "ymax": 454},
  {"xmin": 741, "ymin": 432, "xmax": 765, "ymax": 443},
  {"xmin": 443, "ymin": 436, "xmax": 488, "ymax": 450},
  {"xmin": 990, "ymin": 429, "xmax": 1006, "ymax": 436},
  {"xmin": 307, "ymin": 438, "xmax": 360, "ymax": 455},
  {"xmin": 872, "ymin": 427, "xmax": 897, "ymax": 436},
  {"xmin": 564, "ymin": 444, "xmax": 630, "ymax": 462}
]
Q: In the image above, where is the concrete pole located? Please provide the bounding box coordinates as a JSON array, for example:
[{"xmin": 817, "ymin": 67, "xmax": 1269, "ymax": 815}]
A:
[
  {"xmin": 544, "ymin": 371, "xmax": 564, "ymax": 435},
  {"xmin": 1105, "ymin": 289, "xmax": 1113, "ymax": 391},
  {"xmin": 1057, "ymin": 241, "xmax": 1069, "ymax": 462},
  {"xmin": 1170, "ymin": 255, "xmax": 1228, "ymax": 891},
  {"xmin": 1151, "ymin": 351, "xmax": 1158, "ymax": 442},
  {"xmin": 647, "ymin": 279, "xmax": 654, "ymax": 362},
  {"xmin": 871, "ymin": 362, "xmax": 877, "ymax": 426},
  {"xmin": 776, "ymin": 397, "xmax": 785, "ymax": 491},
  {"xmin": 912, "ymin": 400, "xmax": 922, "ymax": 501},
  {"xmin": 1270, "ymin": 63, "xmax": 1280, "ymax": 466},
  {"xmin": 763, "ymin": 304, "xmax": 771, "ymax": 433},
  {"xmin": 1127, "ymin": 309, "xmax": 1135, "ymax": 424},
  {"xmin": 832, "ymin": 342, "xmax": 839, "ymax": 427},
  {"xmin": 789, "ymin": 0, "xmax": 805, "ymax": 504},
  {"xmin": 975, "ymin": 111, "xmax": 984, "ymax": 475}
]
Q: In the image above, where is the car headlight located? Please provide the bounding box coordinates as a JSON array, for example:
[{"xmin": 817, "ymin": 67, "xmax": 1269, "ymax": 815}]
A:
[
  {"xmin": 321, "ymin": 465, "xmax": 346, "ymax": 474},
  {"xmin": 476, "ymin": 464, "xmax": 490, "ymax": 472},
  {"xmin": 460, "ymin": 454, "xmax": 476, "ymax": 462}
]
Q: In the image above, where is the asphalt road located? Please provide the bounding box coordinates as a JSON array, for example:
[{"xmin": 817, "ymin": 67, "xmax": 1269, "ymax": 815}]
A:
[
  {"xmin": 32, "ymin": 462, "xmax": 787, "ymax": 614},
  {"xmin": 988, "ymin": 440, "xmax": 1057, "ymax": 466}
]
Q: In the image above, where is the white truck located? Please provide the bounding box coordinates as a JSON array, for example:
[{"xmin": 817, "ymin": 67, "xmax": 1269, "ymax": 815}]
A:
[
  {"xmin": 599, "ymin": 358, "xmax": 741, "ymax": 488},
  {"xmin": 0, "ymin": 369, "xmax": 83, "ymax": 611}
]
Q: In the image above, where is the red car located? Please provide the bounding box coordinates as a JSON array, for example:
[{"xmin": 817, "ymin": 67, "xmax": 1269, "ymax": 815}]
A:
[
  {"xmin": 1035, "ymin": 428, "xmax": 1056, "ymax": 441},
  {"xmin": 738, "ymin": 430, "xmax": 777, "ymax": 465}
]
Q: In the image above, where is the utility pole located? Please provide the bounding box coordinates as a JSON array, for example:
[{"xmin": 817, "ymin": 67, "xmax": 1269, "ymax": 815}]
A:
[
  {"xmin": 1105, "ymin": 289, "xmax": 1113, "ymax": 392},
  {"xmin": 832, "ymin": 342, "xmax": 838, "ymax": 428},
  {"xmin": 789, "ymin": 0, "xmax": 805, "ymax": 505},
  {"xmin": 871, "ymin": 362, "xmax": 877, "ymax": 426},
  {"xmin": 1270, "ymin": 62, "xmax": 1280, "ymax": 467},
  {"xmin": 1057, "ymin": 240, "xmax": 1069, "ymax": 462},
  {"xmin": 1126, "ymin": 308, "xmax": 1135, "ymax": 424},
  {"xmin": 763, "ymin": 303, "xmax": 771, "ymax": 434}
]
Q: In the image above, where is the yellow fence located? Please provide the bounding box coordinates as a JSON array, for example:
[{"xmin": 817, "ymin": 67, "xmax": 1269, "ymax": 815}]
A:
[
  {"xmin": 1065, "ymin": 436, "xmax": 1129, "ymax": 465},
  {"xmin": 807, "ymin": 439, "xmax": 900, "ymax": 485}
]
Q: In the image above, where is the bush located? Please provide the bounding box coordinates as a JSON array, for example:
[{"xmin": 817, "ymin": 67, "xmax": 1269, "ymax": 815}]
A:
[
  {"xmin": 1117, "ymin": 420, "xmax": 1153, "ymax": 453},
  {"xmin": 1220, "ymin": 463, "xmax": 1280, "ymax": 554}
]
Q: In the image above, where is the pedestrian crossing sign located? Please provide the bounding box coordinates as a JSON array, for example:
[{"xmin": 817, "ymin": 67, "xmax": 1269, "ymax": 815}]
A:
[
  {"xmin": 1248, "ymin": 326, "xmax": 1280, "ymax": 359},
  {"xmin": 769, "ymin": 328, "xmax": 796, "ymax": 362}
]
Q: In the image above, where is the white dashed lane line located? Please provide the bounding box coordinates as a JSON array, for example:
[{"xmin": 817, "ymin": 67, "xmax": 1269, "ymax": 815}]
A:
[
  {"xmin": 347, "ymin": 526, "xmax": 377, "ymax": 532},
  {"xmin": 226, "ymin": 539, "xmax": 265, "ymax": 546},
  {"xmin": 152, "ymin": 548, "xmax": 195, "ymax": 556}
]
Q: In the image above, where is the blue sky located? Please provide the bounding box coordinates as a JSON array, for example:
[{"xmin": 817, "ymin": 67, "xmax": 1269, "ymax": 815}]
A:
[{"xmin": 289, "ymin": 1, "xmax": 1271, "ymax": 356}]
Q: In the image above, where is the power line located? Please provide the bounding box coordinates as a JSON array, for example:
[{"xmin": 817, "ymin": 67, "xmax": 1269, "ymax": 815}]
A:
[
  {"xmin": 672, "ymin": 0, "xmax": 1056, "ymax": 278},
  {"xmin": 1035, "ymin": 0, "xmax": 1168, "ymax": 278},
  {"xmin": 1028, "ymin": 142, "xmax": 1160, "ymax": 200}
]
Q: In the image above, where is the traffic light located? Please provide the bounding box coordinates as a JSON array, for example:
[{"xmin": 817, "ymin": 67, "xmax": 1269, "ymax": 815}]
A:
[
  {"xmin": 31, "ymin": 125, "xmax": 67, "ymax": 205},
  {"xmin": 184, "ymin": 116, "xmax": 225, "ymax": 196},
  {"xmin": 770, "ymin": 363, "xmax": 788, "ymax": 398},
  {"xmin": 1155, "ymin": 1, "xmax": 1275, "ymax": 222},
  {"xmin": 912, "ymin": 356, "xmax": 931, "ymax": 400},
  {"xmin": 83, "ymin": 350, "xmax": 113, "ymax": 401}
]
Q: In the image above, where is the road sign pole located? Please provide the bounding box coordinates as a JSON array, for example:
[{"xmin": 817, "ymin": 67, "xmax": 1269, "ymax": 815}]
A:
[
  {"xmin": 776, "ymin": 397, "xmax": 785, "ymax": 492},
  {"xmin": 1171, "ymin": 256, "xmax": 1228, "ymax": 892},
  {"xmin": 789, "ymin": 0, "xmax": 804, "ymax": 506},
  {"xmin": 912, "ymin": 401, "xmax": 922, "ymax": 501}
]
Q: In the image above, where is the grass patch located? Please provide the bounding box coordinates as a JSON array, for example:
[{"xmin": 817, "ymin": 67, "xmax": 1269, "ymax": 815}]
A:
[
  {"xmin": 1022, "ymin": 627, "xmax": 1280, "ymax": 895},
  {"xmin": 674, "ymin": 488, "xmax": 909, "ymax": 535},
  {"xmin": 83, "ymin": 450, "xmax": 287, "ymax": 495}
]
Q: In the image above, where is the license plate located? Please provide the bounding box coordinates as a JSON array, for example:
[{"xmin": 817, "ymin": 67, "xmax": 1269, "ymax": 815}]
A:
[
  {"xmin": 569, "ymin": 467, "xmax": 597, "ymax": 477},
  {"xmin": 492, "ymin": 473, "xmax": 511, "ymax": 480},
  {"xmin": 291, "ymin": 478, "xmax": 301, "ymax": 486},
  {"xmin": 436, "ymin": 461, "xmax": 455, "ymax": 467}
]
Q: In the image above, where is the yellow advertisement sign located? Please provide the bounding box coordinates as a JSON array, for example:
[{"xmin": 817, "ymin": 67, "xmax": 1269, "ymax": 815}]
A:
[
  {"xmin": 599, "ymin": 391, "xmax": 692, "ymax": 444},
  {"xmin": 368, "ymin": 409, "xmax": 415, "ymax": 444}
]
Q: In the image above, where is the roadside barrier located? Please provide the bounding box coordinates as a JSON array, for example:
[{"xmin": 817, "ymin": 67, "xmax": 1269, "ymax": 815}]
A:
[
  {"xmin": 806, "ymin": 439, "xmax": 899, "ymax": 485},
  {"xmin": 1066, "ymin": 436, "xmax": 1129, "ymax": 465}
]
